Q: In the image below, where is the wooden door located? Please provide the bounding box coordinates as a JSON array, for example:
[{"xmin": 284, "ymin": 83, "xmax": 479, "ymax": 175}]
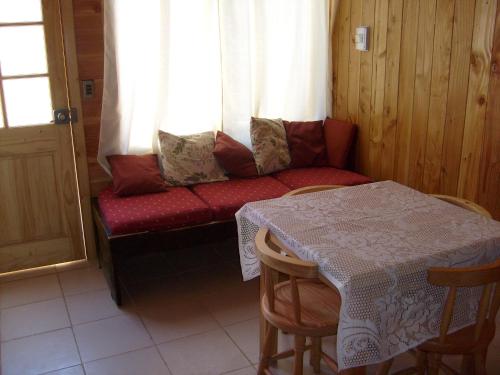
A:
[{"xmin": 0, "ymin": 0, "xmax": 85, "ymax": 272}]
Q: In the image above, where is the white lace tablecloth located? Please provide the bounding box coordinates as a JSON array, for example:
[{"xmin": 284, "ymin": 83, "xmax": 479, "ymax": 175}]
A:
[{"xmin": 235, "ymin": 181, "xmax": 500, "ymax": 370}]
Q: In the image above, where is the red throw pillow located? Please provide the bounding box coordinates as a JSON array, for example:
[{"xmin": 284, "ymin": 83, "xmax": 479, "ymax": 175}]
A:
[
  {"xmin": 213, "ymin": 131, "xmax": 258, "ymax": 178},
  {"xmin": 283, "ymin": 120, "xmax": 328, "ymax": 168},
  {"xmin": 323, "ymin": 118, "xmax": 357, "ymax": 169},
  {"xmin": 107, "ymin": 154, "xmax": 168, "ymax": 196}
]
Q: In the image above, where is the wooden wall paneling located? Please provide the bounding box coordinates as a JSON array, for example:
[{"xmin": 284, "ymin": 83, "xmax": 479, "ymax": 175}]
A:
[
  {"xmin": 72, "ymin": 0, "xmax": 107, "ymax": 193},
  {"xmin": 393, "ymin": 0, "xmax": 419, "ymax": 184},
  {"xmin": 457, "ymin": 0, "xmax": 497, "ymax": 200},
  {"xmin": 440, "ymin": 0, "xmax": 476, "ymax": 196},
  {"xmin": 368, "ymin": 0, "xmax": 389, "ymax": 181},
  {"xmin": 355, "ymin": 0, "xmax": 375, "ymax": 174},
  {"xmin": 478, "ymin": 2, "xmax": 500, "ymax": 219},
  {"xmin": 407, "ymin": 0, "xmax": 437, "ymax": 190},
  {"xmin": 379, "ymin": 0, "xmax": 403, "ymax": 181},
  {"xmin": 331, "ymin": 0, "xmax": 340, "ymax": 119},
  {"xmin": 347, "ymin": 0, "xmax": 362, "ymax": 124},
  {"xmin": 334, "ymin": 1, "xmax": 351, "ymax": 120},
  {"xmin": 421, "ymin": 0, "xmax": 455, "ymax": 194}
]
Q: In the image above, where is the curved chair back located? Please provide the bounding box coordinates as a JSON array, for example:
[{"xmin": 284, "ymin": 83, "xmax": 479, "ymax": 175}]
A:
[
  {"xmin": 431, "ymin": 194, "xmax": 492, "ymax": 219},
  {"xmin": 428, "ymin": 259, "xmax": 500, "ymax": 346},
  {"xmin": 283, "ymin": 185, "xmax": 345, "ymax": 197},
  {"xmin": 255, "ymin": 228, "xmax": 318, "ymax": 325}
]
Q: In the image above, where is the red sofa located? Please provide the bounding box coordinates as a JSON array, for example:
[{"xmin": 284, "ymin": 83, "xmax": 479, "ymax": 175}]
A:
[
  {"xmin": 94, "ymin": 166, "xmax": 371, "ymax": 304},
  {"xmin": 93, "ymin": 119, "xmax": 372, "ymax": 305}
]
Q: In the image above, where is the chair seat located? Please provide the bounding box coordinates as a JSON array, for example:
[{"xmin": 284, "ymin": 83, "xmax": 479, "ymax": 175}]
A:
[
  {"xmin": 262, "ymin": 279, "xmax": 341, "ymax": 336},
  {"xmin": 418, "ymin": 320, "xmax": 495, "ymax": 355}
]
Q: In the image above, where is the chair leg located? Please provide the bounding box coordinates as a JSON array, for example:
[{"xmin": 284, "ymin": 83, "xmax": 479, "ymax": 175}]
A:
[
  {"xmin": 258, "ymin": 323, "xmax": 277, "ymax": 375},
  {"xmin": 293, "ymin": 335, "xmax": 306, "ymax": 375},
  {"xmin": 474, "ymin": 349, "xmax": 488, "ymax": 375},
  {"xmin": 309, "ymin": 337, "xmax": 321, "ymax": 373},
  {"xmin": 428, "ymin": 353, "xmax": 441, "ymax": 375},
  {"xmin": 416, "ymin": 350, "xmax": 427, "ymax": 375},
  {"xmin": 460, "ymin": 355, "xmax": 474, "ymax": 375}
]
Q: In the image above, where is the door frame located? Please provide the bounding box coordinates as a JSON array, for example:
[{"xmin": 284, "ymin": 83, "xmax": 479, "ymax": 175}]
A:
[{"xmin": 58, "ymin": 0, "xmax": 96, "ymax": 261}]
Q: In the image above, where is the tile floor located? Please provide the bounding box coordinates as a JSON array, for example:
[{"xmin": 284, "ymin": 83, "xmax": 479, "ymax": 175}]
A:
[{"xmin": 1, "ymin": 243, "xmax": 499, "ymax": 375}]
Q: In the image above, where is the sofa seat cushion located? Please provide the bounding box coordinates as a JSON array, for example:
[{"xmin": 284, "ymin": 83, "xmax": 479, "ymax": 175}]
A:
[
  {"xmin": 98, "ymin": 186, "xmax": 213, "ymax": 235},
  {"xmin": 273, "ymin": 167, "xmax": 373, "ymax": 190},
  {"xmin": 191, "ymin": 176, "xmax": 291, "ymax": 221}
]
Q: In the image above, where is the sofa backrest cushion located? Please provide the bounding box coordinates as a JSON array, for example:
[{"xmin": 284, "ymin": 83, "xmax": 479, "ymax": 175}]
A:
[
  {"xmin": 158, "ymin": 130, "xmax": 228, "ymax": 186},
  {"xmin": 213, "ymin": 131, "xmax": 258, "ymax": 178},
  {"xmin": 283, "ymin": 120, "xmax": 328, "ymax": 168},
  {"xmin": 107, "ymin": 154, "xmax": 168, "ymax": 197},
  {"xmin": 250, "ymin": 117, "xmax": 291, "ymax": 175},
  {"xmin": 323, "ymin": 118, "xmax": 357, "ymax": 169}
]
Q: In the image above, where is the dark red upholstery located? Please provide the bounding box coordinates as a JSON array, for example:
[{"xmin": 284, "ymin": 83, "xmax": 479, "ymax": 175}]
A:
[
  {"xmin": 273, "ymin": 167, "xmax": 373, "ymax": 190},
  {"xmin": 191, "ymin": 176, "xmax": 290, "ymax": 221},
  {"xmin": 98, "ymin": 186, "xmax": 213, "ymax": 235}
]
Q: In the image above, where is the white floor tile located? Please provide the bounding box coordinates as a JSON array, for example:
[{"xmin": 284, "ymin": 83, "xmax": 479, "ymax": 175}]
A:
[
  {"xmin": 199, "ymin": 281, "xmax": 259, "ymax": 327},
  {"xmin": 179, "ymin": 264, "xmax": 246, "ymax": 296},
  {"xmin": 158, "ymin": 329, "xmax": 249, "ymax": 375},
  {"xmin": 84, "ymin": 347, "xmax": 170, "ymax": 375},
  {"xmin": 140, "ymin": 298, "xmax": 219, "ymax": 344},
  {"xmin": 222, "ymin": 366, "xmax": 257, "ymax": 375},
  {"xmin": 44, "ymin": 365, "xmax": 85, "ymax": 375},
  {"xmin": 66, "ymin": 289, "xmax": 123, "ymax": 325},
  {"xmin": 0, "ymin": 274, "xmax": 61, "ymax": 309},
  {"xmin": 225, "ymin": 318, "xmax": 260, "ymax": 364},
  {"xmin": 0, "ymin": 328, "xmax": 80, "ymax": 375},
  {"xmin": 0, "ymin": 298, "xmax": 70, "ymax": 341},
  {"xmin": 73, "ymin": 314, "xmax": 153, "ymax": 362},
  {"xmin": 58, "ymin": 267, "xmax": 108, "ymax": 296}
]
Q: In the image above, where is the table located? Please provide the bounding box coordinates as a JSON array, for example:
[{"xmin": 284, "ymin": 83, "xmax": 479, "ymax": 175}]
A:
[{"xmin": 236, "ymin": 181, "xmax": 500, "ymax": 372}]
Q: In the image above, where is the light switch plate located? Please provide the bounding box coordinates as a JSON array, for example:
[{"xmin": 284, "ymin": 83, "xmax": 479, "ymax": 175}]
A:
[{"xmin": 355, "ymin": 26, "xmax": 369, "ymax": 51}]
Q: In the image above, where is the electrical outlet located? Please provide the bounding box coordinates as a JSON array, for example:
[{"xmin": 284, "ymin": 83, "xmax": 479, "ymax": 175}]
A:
[{"xmin": 82, "ymin": 80, "xmax": 94, "ymax": 99}]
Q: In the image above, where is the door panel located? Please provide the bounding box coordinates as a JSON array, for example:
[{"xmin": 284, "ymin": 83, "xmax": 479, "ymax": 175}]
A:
[{"xmin": 0, "ymin": 0, "xmax": 85, "ymax": 272}]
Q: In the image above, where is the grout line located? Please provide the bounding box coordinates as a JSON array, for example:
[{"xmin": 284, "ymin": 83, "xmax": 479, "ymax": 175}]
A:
[
  {"xmin": 153, "ymin": 343, "xmax": 174, "ymax": 375},
  {"xmin": 37, "ymin": 364, "xmax": 83, "ymax": 375},
  {"xmin": 219, "ymin": 365, "xmax": 256, "ymax": 375},
  {"xmin": 56, "ymin": 273, "xmax": 87, "ymax": 375},
  {"xmin": 153, "ymin": 326, "xmax": 222, "ymax": 347},
  {"xmin": 0, "ymin": 285, "xmax": 111, "ymax": 318},
  {"xmin": 80, "ymin": 344, "xmax": 157, "ymax": 367},
  {"xmin": 0, "ymin": 327, "xmax": 70, "ymax": 345},
  {"xmin": 0, "ymin": 295, "xmax": 65, "ymax": 314},
  {"xmin": 201, "ymin": 287, "xmax": 255, "ymax": 369}
]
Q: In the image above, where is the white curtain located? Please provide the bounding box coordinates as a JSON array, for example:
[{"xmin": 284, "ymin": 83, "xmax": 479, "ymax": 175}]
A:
[{"xmin": 99, "ymin": 0, "xmax": 334, "ymax": 169}]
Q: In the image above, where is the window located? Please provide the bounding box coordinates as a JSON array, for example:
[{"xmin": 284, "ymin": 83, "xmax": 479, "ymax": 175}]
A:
[{"xmin": 0, "ymin": 0, "xmax": 53, "ymax": 127}]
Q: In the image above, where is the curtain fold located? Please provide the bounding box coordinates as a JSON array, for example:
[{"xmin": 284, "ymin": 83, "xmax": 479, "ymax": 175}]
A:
[{"xmin": 99, "ymin": 0, "xmax": 335, "ymax": 170}]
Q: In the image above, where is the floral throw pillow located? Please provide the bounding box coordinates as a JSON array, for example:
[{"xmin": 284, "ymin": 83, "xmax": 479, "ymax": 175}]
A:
[
  {"xmin": 158, "ymin": 130, "xmax": 228, "ymax": 186},
  {"xmin": 250, "ymin": 117, "xmax": 291, "ymax": 175}
]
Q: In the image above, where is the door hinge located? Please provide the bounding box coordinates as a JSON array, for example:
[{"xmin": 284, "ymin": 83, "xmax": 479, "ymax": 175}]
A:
[{"xmin": 53, "ymin": 108, "xmax": 78, "ymax": 124}]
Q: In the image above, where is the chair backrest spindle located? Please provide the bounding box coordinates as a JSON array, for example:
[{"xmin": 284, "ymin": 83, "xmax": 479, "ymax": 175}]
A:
[{"xmin": 290, "ymin": 276, "xmax": 302, "ymax": 324}]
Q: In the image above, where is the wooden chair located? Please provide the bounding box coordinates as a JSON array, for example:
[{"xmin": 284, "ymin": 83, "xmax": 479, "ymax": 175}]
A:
[
  {"xmin": 392, "ymin": 259, "xmax": 500, "ymax": 375},
  {"xmin": 431, "ymin": 194, "xmax": 492, "ymax": 219},
  {"xmin": 283, "ymin": 185, "xmax": 346, "ymax": 197},
  {"xmin": 255, "ymin": 228, "xmax": 341, "ymax": 375}
]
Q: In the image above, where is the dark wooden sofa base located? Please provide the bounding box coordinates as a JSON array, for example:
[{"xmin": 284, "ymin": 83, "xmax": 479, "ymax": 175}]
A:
[{"xmin": 92, "ymin": 201, "xmax": 238, "ymax": 305}]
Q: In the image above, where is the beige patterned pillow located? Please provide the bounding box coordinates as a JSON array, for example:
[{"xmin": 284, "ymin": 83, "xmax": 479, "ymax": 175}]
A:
[
  {"xmin": 250, "ymin": 117, "xmax": 291, "ymax": 175},
  {"xmin": 158, "ymin": 131, "xmax": 228, "ymax": 186}
]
